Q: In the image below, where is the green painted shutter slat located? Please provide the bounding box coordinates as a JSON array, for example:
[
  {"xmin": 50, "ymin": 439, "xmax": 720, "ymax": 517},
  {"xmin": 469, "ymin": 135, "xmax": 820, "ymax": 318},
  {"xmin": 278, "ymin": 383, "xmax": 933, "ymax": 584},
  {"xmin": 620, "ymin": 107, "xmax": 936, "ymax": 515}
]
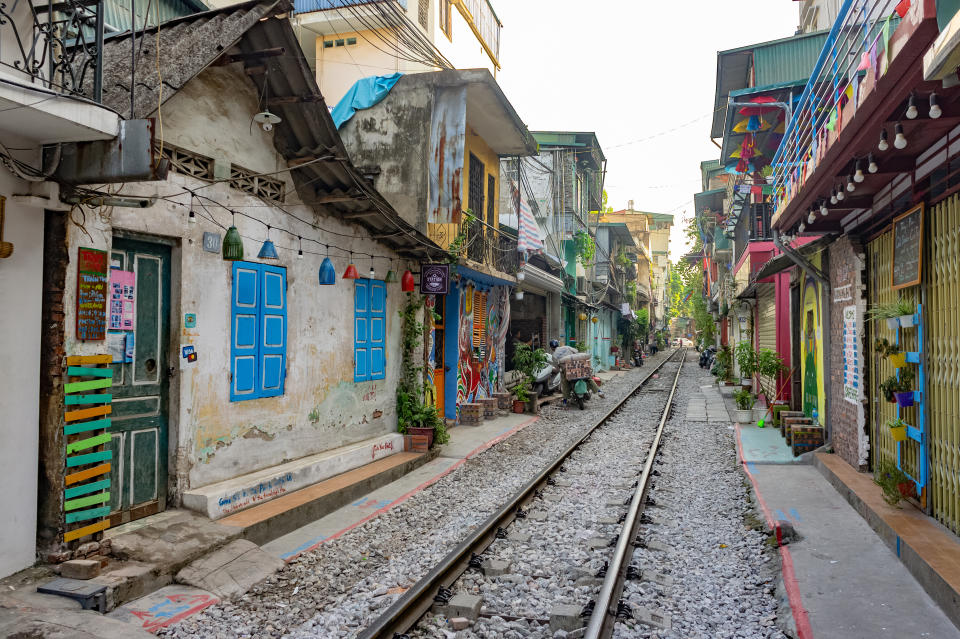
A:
[
  {"xmin": 64, "ymin": 379, "xmax": 113, "ymax": 394},
  {"xmin": 65, "ymin": 505, "xmax": 111, "ymax": 523},
  {"xmin": 67, "ymin": 366, "xmax": 114, "ymax": 378},
  {"xmin": 65, "ymin": 492, "xmax": 110, "ymax": 511},
  {"xmin": 66, "ymin": 432, "xmax": 112, "ymax": 454},
  {"xmin": 65, "ymin": 418, "xmax": 112, "ymax": 436},
  {"xmin": 65, "ymin": 478, "xmax": 110, "ymax": 500},
  {"xmin": 65, "ymin": 394, "xmax": 113, "ymax": 405},
  {"xmin": 66, "ymin": 450, "xmax": 112, "ymax": 467}
]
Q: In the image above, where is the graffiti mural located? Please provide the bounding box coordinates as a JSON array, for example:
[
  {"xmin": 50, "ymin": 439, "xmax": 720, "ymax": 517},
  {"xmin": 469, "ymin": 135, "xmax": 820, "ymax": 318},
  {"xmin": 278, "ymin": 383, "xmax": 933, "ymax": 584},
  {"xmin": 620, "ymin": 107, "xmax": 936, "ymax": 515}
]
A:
[
  {"xmin": 800, "ymin": 255, "xmax": 826, "ymax": 421},
  {"xmin": 424, "ymin": 295, "xmax": 437, "ymax": 406},
  {"xmin": 454, "ymin": 282, "xmax": 508, "ymax": 417}
]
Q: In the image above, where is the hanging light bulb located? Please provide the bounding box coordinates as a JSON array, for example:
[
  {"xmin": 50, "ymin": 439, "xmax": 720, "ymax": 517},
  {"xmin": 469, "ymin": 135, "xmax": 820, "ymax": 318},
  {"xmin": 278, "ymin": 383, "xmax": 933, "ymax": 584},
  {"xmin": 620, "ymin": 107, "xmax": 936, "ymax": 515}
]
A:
[
  {"xmin": 854, "ymin": 159, "xmax": 864, "ymax": 183},
  {"xmin": 836, "ymin": 185, "xmax": 845, "ymax": 201},
  {"xmin": 930, "ymin": 92, "xmax": 942, "ymax": 119},
  {"xmin": 297, "ymin": 236, "xmax": 304, "ymax": 259},
  {"xmin": 798, "ymin": 222, "xmax": 806, "ymax": 233},
  {"xmin": 846, "ymin": 174, "xmax": 856, "ymax": 192},
  {"xmin": 515, "ymin": 289, "xmax": 524, "ymax": 301},
  {"xmin": 188, "ymin": 209, "xmax": 196, "ymax": 224},
  {"xmin": 368, "ymin": 257, "xmax": 376, "ymax": 280},
  {"xmin": 830, "ymin": 189, "xmax": 838, "ymax": 205},
  {"xmin": 878, "ymin": 128, "xmax": 889, "ymax": 151},
  {"xmin": 258, "ymin": 225, "xmax": 279, "ymax": 260},
  {"xmin": 223, "ymin": 212, "xmax": 243, "ymax": 261},
  {"xmin": 401, "ymin": 269, "xmax": 415, "ymax": 292},
  {"xmin": 808, "ymin": 210, "xmax": 816, "ymax": 225},
  {"xmin": 906, "ymin": 94, "xmax": 918, "ymax": 119},
  {"xmin": 868, "ymin": 153, "xmax": 878, "ymax": 174},
  {"xmin": 894, "ymin": 123, "xmax": 908, "ymax": 149},
  {"xmin": 820, "ymin": 201, "xmax": 829, "ymax": 217},
  {"xmin": 516, "ymin": 270, "xmax": 525, "ymax": 281}
]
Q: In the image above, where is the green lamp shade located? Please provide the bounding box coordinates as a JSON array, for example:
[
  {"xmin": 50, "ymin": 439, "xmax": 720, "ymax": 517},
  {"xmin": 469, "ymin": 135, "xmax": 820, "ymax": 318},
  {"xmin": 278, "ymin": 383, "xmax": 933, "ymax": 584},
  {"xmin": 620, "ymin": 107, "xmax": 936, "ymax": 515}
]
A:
[
  {"xmin": 258, "ymin": 239, "xmax": 279, "ymax": 260},
  {"xmin": 343, "ymin": 263, "xmax": 359, "ymax": 279},
  {"xmin": 384, "ymin": 269, "xmax": 398, "ymax": 283},
  {"xmin": 223, "ymin": 226, "xmax": 244, "ymax": 260},
  {"xmin": 319, "ymin": 257, "xmax": 336, "ymax": 285}
]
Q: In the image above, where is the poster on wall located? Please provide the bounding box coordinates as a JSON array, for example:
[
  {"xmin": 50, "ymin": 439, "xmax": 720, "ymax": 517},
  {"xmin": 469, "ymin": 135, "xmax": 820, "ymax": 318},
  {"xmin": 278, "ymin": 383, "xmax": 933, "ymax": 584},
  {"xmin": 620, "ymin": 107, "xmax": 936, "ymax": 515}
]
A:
[
  {"xmin": 76, "ymin": 247, "xmax": 108, "ymax": 341},
  {"xmin": 109, "ymin": 270, "xmax": 136, "ymax": 330},
  {"xmin": 842, "ymin": 305, "xmax": 861, "ymax": 405}
]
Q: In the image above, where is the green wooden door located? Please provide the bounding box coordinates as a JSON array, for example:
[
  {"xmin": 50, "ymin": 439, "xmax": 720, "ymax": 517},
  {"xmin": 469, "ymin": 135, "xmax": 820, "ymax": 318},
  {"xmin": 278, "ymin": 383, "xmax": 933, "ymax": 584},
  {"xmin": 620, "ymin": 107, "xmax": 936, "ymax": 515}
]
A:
[{"xmin": 108, "ymin": 238, "xmax": 170, "ymax": 524}]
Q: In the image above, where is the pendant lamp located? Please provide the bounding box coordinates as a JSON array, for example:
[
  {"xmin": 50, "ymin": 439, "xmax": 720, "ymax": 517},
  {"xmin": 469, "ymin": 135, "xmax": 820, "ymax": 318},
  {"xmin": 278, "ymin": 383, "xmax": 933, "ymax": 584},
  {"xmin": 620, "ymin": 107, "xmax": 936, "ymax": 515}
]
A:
[
  {"xmin": 342, "ymin": 251, "xmax": 359, "ymax": 279},
  {"xmin": 223, "ymin": 214, "xmax": 244, "ymax": 261},
  {"xmin": 258, "ymin": 225, "xmax": 279, "ymax": 260},
  {"xmin": 579, "ymin": 312, "xmax": 587, "ymax": 321},
  {"xmin": 591, "ymin": 316, "xmax": 599, "ymax": 324},
  {"xmin": 319, "ymin": 258, "xmax": 336, "ymax": 285},
  {"xmin": 401, "ymin": 270, "xmax": 415, "ymax": 292},
  {"xmin": 385, "ymin": 269, "xmax": 398, "ymax": 283}
]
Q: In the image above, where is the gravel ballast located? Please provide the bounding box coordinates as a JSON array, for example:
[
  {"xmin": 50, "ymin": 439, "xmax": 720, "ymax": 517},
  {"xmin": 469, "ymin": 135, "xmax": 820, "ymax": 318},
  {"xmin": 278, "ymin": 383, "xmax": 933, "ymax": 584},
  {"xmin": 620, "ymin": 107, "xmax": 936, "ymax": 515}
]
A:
[{"xmin": 160, "ymin": 351, "xmax": 678, "ymax": 639}]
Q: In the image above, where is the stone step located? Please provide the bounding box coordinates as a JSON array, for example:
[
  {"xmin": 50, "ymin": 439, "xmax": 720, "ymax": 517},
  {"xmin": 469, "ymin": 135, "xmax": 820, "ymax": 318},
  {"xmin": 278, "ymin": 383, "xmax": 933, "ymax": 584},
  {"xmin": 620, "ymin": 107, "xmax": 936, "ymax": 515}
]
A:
[{"xmin": 217, "ymin": 451, "xmax": 433, "ymax": 545}]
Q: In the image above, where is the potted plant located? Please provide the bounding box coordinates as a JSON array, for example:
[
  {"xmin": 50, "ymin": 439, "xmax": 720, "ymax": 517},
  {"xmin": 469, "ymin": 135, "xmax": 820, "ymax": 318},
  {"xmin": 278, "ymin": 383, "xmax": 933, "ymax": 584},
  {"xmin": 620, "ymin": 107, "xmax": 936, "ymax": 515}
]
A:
[
  {"xmin": 756, "ymin": 348, "xmax": 788, "ymax": 403},
  {"xmin": 866, "ymin": 297, "xmax": 916, "ymax": 329},
  {"xmin": 893, "ymin": 370, "xmax": 916, "ymax": 407},
  {"xmin": 873, "ymin": 460, "xmax": 915, "ymax": 506},
  {"xmin": 875, "ymin": 337, "xmax": 905, "ymax": 368},
  {"xmin": 734, "ymin": 342, "xmax": 757, "ymax": 389},
  {"xmin": 513, "ymin": 343, "xmax": 547, "ymax": 411},
  {"xmin": 888, "ymin": 417, "xmax": 908, "ymax": 442},
  {"xmin": 513, "ymin": 382, "xmax": 530, "ymax": 413},
  {"xmin": 733, "ymin": 389, "xmax": 756, "ymax": 424},
  {"xmin": 879, "ymin": 374, "xmax": 898, "ymax": 403}
]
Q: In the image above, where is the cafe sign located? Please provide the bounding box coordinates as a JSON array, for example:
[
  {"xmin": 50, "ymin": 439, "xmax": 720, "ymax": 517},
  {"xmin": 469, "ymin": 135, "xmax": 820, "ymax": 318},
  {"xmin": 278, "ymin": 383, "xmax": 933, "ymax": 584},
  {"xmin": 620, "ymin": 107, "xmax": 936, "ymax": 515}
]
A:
[{"xmin": 420, "ymin": 263, "xmax": 449, "ymax": 294}]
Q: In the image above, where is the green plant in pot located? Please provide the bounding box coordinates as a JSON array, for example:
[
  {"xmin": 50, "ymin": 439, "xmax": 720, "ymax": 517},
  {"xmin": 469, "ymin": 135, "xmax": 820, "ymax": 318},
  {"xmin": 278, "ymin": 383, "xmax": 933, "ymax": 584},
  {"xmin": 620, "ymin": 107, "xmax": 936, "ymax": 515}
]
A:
[
  {"xmin": 513, "ymin": 343, "xmax": 548, "ymax": 399},
  {"xmin": 512, "ymin": 380, "xmax": 531, "ymax": 413},
  {"xmin": 734, "ymin": 342, "xmax": 757, "ymax": 387},
  {"xmin": 888, "ymin": 417, "xmax": 908, "ymax": 443},
  {"xmin": 756, "ymin": 348, "xmax": 788, "ymax": 402},
  {"xmin": 396, "ymin": 294, "xmax": 449, "ymax": 448},
  {"xmin": 866, "ymin": 297, "xmax": 916, "ymax": 329},
  {"xmin": 874, "ymin": 459, "xmax": 916, "ymax": 506},
  {"xmin": 875, "ymin": 337, "xmax": 905, "ymax": 368},
  {"xmin": 733, "ymin": 388, "xmax": 755, "ymax": 424},
  {"xmin": 714, "ymin": 346, "xmax": 734, "ymax": 385}
]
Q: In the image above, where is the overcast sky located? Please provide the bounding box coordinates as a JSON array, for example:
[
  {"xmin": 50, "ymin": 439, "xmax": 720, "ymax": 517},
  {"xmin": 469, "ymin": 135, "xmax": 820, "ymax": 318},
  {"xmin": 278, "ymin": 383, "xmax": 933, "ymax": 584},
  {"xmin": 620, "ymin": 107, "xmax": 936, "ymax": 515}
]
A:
[{"xmin": 494, "ymin": 1, "xmax": 802, "ymax": 260}]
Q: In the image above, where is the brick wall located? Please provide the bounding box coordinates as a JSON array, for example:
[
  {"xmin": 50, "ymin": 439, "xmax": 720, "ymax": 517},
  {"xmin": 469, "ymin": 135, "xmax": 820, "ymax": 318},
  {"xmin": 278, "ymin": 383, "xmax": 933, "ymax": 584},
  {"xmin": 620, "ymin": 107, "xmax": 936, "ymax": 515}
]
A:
[{"xmin": 828, "ymin": 236, "xmax": 869, "ymax": 471}]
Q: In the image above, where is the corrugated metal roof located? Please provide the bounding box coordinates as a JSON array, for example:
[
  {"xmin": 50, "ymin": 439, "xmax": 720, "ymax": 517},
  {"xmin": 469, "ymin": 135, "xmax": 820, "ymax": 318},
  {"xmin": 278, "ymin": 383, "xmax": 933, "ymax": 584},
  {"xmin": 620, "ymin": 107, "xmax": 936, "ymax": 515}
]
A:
[
  {"xmin": 753, "ymin": 31, "xmax": 829, "ymax": 87},
  {"xmin": 103, "ymin": 0, "xmax": 206, "ymax": 34}
]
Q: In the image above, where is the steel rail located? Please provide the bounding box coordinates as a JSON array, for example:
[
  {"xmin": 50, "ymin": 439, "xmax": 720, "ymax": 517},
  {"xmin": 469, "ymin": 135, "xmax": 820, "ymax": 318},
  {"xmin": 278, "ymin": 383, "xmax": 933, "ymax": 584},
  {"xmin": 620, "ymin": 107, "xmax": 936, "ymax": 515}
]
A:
[
  {"xmin": 584, "ymin": 348, "xmax": 687, "ymax": 638},
  {"xmin": 357, "ymin": 348, "xmax": 685, "ymax": 639}
]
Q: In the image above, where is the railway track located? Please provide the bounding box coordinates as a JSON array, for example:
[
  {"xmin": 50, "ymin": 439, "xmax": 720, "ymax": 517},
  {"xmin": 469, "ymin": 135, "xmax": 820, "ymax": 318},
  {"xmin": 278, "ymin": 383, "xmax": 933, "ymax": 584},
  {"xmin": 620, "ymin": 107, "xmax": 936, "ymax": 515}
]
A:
[{"xmin": 358, "ymin": 349, "xmax": 687, "ymax": 639}]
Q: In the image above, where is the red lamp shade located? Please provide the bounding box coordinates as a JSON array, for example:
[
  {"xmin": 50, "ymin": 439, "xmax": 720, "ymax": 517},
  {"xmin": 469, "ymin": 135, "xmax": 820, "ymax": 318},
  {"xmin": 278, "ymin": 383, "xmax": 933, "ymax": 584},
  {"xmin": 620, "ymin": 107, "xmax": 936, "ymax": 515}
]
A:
[
  {"xmin": 401, "ymin": 269, "xmax": 415, "ymax": 292},
  {"xmin": 343, "ymin": 263, "xmax": 359, "ymax": 279}
]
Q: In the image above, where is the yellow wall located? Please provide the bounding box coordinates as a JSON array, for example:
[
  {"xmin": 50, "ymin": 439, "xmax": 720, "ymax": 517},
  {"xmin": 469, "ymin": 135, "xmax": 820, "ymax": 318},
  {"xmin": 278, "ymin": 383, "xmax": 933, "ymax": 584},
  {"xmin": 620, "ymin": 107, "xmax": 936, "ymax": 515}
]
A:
[
  {"xmin": 800, "ymin": 254, "xmax": 826, "ymax": 422},
  {"xmin": 462, "ymin": 126, "xmax": 500, "ymax": 227}
]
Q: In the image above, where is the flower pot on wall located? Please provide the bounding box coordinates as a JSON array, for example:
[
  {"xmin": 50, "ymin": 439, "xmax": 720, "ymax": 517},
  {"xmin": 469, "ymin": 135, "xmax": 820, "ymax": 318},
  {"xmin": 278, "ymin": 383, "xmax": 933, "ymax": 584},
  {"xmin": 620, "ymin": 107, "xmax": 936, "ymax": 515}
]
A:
[
  {"xmin": 890, "ymin": 424, "xmax": 908, "ymax": 442},
  {"xmin": 899, "ymin": 314, "xmax": 915, "ymax": 328},
  {"xmin": 888, "ymin": 353, "xmax": 907, "ymax": 368},
  {"xmin": 895, "ymin": 392, "xmax": 915, "ymax": 408},
  {"xmin": 886, "ymin": 317, "xmax": 899, "ymax": 330}
]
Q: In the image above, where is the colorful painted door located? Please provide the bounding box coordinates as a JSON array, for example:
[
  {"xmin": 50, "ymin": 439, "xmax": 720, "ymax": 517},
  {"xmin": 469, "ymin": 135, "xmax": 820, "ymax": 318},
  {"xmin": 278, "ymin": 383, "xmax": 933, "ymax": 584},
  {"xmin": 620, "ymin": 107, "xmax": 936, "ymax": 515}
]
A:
[
  {"xmin": 432, "ymin": 297, "xmax": 446, "ymax": 419},
  {"xmin": 107, "ymin": 238, "xmax": 170, "ymax": 525}
]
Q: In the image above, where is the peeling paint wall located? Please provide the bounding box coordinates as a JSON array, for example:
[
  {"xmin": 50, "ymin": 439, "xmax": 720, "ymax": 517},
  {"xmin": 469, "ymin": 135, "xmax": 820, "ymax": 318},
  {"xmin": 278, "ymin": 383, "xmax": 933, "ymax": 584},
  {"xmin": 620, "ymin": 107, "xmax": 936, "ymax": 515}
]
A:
[{"xmin": 59, "ymin": 64, "xmax": 412, "ymax": 494}]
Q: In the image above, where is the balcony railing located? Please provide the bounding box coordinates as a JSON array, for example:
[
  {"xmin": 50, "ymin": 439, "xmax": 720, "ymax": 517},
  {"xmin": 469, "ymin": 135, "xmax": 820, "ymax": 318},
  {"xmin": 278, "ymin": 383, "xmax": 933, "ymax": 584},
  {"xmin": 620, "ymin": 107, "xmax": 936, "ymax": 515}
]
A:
[
  {"xmin": 771, "ymin": 0, "xmax": 901, "ymax": 216},
  {"xmin": 454, "ymin": 0, "xmax": 501, "ymax": 68},
  {"xmin": 458, "ymin": 216, "xmax": 518, "ymax": 276},
  {"xmin": 0, "ymin": 0, "xmax": 104, "ymax": 100},
  {"xmin": 292, "ymin": 0, "xmax": 407, "ymax": 13}
]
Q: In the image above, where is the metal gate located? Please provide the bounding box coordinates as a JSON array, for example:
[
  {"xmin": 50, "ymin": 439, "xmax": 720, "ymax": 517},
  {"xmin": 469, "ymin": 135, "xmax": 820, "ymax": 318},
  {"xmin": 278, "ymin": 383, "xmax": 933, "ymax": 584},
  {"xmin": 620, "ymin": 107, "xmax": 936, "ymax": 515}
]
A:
[
  {"xmin": 756, "ymin": 283, "xmax": 777, "ymax": 397},
  {"xmin": 866, "ymin": 231, "xmax": 922, "ymax": 507},
  {"xmin": 926, "ymin": 194, "xmax": 960, "ymax": 534}
]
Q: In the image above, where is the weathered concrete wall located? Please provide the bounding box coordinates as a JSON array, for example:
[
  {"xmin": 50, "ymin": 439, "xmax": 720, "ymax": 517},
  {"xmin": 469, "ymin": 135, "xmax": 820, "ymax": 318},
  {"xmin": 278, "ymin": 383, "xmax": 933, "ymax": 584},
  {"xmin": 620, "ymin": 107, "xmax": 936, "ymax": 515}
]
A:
[
  {"xmin": 59, "ymin": 65, "xmax": 413, "ymax": 494},
  {"xmin": 0, "ymin": 168, "xmax": 43, "ymax": 576},
  {"xmin": 337, "ymin": 78, "xmax": 435, "ymax": 233}
]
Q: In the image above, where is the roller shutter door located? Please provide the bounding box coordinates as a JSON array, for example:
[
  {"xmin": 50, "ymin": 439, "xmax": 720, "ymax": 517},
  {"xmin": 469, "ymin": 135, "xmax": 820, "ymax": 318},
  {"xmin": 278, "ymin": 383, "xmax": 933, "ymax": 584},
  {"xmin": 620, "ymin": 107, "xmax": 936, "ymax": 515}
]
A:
[{"xmin": 756, "ymin": 283, "xmax": 777, "ymax": 397}]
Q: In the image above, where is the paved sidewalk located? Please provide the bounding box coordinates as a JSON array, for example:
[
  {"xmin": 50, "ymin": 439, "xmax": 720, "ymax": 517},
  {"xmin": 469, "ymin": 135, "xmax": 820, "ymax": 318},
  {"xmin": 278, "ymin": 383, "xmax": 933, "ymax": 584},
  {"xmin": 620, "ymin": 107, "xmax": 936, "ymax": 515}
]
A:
[{"xmin": 686, "ymin": 383, "xmax": 731, "ymax": 422}]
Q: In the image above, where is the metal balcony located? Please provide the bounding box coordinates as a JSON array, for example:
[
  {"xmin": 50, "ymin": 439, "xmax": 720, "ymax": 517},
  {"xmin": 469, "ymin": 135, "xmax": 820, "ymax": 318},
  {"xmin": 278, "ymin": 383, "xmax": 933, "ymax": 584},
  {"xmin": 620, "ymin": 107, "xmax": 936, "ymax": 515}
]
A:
[
  {"xmin": 458, "ymin": 216, "xmax": 518, "ymax": 276},
  {"xmin": 453, "ymin": 0, "xmax": 501, "ymax": 69},
  {"xmin": 0, "ymin": 0, "xmax": 104, "ymax": 101}
]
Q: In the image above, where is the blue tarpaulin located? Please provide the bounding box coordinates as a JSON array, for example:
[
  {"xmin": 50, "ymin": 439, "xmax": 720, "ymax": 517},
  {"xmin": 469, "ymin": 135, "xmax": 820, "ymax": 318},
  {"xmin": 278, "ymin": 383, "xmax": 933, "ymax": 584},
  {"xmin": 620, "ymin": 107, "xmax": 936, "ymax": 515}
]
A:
[{"xmin": 331, "ymin": 73, "xmax": 404, "ymax": 129}]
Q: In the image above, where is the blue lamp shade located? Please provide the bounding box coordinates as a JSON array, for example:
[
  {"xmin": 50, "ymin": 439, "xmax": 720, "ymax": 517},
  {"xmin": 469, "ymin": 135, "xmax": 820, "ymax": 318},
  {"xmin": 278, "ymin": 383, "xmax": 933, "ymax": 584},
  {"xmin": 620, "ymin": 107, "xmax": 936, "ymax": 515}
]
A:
[
  {"xmin": 319, "ymin": 257, "xmax": 336, "ymax": 285},
  {"xmin": 258, "ymin": 239, "xmax": 279, "ymax": 260}
]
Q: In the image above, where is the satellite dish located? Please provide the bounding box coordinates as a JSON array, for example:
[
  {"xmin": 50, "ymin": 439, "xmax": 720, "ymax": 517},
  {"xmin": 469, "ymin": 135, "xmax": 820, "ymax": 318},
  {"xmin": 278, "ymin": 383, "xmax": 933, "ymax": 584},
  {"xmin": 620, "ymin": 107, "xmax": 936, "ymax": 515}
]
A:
[{"xmin": 254, "ymin": 110, "xmax": 281, "ymax": 131}]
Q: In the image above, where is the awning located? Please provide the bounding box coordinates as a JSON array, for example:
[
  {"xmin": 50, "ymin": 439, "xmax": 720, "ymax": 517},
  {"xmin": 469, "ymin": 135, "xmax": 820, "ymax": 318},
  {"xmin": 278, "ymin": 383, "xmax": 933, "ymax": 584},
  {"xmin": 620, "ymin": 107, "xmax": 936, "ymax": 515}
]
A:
[
  {"xmin": 518, "ymin": 263, "xmax": 564, "ymax": 294},
  {"xmin": 456, "ymin": 264, "xmax": 516, "ymax": 288},
  {"xmin": 753, "ymin": 235, "xmax": 833, "ymax": 280}
]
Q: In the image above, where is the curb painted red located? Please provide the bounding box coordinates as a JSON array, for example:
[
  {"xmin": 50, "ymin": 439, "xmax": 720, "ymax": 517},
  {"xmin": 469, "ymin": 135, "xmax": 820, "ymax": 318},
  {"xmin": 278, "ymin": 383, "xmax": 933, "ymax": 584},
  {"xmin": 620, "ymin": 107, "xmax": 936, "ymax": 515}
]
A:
[
  {"xmin": 734, "ymin": 424, "xmax": 814, "ymax": 639},
  {"xmin": 284, "ymin": 415, "xmax": 540, "ymax": 562}
]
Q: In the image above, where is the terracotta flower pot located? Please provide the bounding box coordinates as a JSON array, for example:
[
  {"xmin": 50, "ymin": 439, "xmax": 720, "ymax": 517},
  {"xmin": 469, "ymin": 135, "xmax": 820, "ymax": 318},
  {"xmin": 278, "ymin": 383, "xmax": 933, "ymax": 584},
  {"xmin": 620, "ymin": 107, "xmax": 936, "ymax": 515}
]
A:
[
  {"xmin": 897, "ymin": 481, "xmax": 917, "ymax": 499},
  {"xmin": 512, "ymin": 400, "xmax": 525, "ymax": 414},
  {"xmin": 407, "ymin": 426, "xmax": 434, "ymax": 448}
]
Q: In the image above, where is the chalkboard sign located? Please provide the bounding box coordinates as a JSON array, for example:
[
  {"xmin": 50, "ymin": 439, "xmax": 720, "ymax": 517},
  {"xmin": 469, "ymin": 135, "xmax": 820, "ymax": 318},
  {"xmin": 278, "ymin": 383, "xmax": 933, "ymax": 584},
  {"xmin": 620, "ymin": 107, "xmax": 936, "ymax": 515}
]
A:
[
  {"xmin": 77, "ymin": 247, "xmax": 108, "ymax": 340},
  {"xmin": 891, "ymin": 203, "xmax": 923, "ymax": 290}
]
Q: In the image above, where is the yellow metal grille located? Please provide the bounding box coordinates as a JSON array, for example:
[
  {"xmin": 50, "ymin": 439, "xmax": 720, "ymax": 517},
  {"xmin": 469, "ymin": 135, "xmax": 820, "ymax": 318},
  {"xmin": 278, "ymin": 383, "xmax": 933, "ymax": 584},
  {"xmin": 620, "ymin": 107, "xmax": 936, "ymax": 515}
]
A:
[
  {"xmin": 927, "ymin": 194, "xmax": 960, "ymax": 534},
  {"xmin": 866, "ymin": 231, "xmax": 921, "ymax": 486}
]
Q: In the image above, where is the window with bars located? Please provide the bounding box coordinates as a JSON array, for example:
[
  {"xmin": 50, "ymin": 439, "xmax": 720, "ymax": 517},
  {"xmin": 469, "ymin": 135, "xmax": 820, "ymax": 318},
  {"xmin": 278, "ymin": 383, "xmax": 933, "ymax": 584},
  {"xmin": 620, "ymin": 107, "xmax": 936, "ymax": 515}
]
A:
[
  {"xmin": 468, "ymin": 153, "xmax": 485, "ymax": 215},
  {"xmin": 230, "ymin": 165, "xmax": 285, "ymax": 203},
  {"xmin": 487, "ymin": 174, "xmax": 495, "ymax": 226},
  {"xmin": 418, "ymin": 0, "xmax": 428, "ymax": 28}
]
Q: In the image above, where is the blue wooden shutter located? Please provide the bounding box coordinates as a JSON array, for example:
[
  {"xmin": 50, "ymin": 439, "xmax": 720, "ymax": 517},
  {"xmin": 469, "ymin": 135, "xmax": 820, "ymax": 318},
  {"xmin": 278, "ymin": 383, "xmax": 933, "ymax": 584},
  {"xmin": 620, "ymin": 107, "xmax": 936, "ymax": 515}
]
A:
[
  {"xmin": 354, "ymin": 279, "xmax": 370, "ymax": 382},
  {"xmin": 369, "ymin": 281, "xmax": 386, "ymax": 380},
  {"xmin": 259, "ymin": 265, "xmax": 287, "ymax": 397},
  {"xmin": 231, "ymin": 262, "xmax": 260, "ymax": 401}
]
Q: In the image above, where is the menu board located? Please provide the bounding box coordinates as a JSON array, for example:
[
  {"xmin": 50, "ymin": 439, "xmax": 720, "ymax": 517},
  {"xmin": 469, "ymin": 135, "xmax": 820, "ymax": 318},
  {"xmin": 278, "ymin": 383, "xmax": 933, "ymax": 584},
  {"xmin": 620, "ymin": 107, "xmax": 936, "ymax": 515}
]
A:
[
  {"xmin": 891, "ymin": 203, "xmax": 923, "ymax": 290},
  {"xmin": 842, "ymin": 305, "xmax": 861, "ymax": 405},
  {"xmin": 77, "ymin": 247, "xmax": 108, "ymax": 340}
]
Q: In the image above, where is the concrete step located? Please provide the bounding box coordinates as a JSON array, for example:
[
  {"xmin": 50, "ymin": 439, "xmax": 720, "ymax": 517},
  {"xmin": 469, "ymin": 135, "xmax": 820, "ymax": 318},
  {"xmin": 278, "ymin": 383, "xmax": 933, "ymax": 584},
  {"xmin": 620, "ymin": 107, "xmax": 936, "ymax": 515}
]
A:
[{"xmin": 217, "ymin": 451, "xmax": 435, "ymax": 545}]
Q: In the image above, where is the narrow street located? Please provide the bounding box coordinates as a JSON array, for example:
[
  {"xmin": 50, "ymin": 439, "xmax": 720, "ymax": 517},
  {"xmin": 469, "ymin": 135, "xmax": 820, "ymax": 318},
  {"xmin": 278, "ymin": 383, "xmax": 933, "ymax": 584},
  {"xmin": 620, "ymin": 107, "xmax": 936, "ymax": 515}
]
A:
[{"xmin": 4, "ymin": 1, "xmax": 960, "ymax": 638}]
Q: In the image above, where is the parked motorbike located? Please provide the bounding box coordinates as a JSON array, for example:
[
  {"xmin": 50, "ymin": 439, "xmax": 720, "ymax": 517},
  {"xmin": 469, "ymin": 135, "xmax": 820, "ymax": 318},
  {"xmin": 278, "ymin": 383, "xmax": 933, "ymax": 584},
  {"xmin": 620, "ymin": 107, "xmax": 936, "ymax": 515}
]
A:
[
  {"xmin": 559, "ymin": 353, "xmax": 593, "ymax": 410},
  {"xmin": 633, "ymin": 348, "xmax": 644, "ymax": 367},
  {"xmin": 533, "ymin": 353, "xmax": 562, "ymax": 397},
  {"xmin": 699, "ymin": 346, "xmax": 717, "ymax": 369}
]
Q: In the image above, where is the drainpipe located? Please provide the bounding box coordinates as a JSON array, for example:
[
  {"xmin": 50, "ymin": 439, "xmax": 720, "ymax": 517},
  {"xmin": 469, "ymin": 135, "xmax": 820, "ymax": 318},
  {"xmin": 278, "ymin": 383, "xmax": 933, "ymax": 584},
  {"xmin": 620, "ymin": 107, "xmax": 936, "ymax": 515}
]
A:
[{"xmin": 773, "ymin": 229, "xmax": 832, "ymax": 441}]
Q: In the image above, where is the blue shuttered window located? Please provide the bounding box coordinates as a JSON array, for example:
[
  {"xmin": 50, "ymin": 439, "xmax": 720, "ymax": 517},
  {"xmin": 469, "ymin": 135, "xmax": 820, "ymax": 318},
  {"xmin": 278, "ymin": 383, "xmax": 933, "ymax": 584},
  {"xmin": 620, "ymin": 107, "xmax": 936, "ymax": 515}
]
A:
[
  {"xmin": 355, "ymin": 279, "xmax": 386, "ymax": 382},
  {"xmin": 231, "ymin": 262, "xmax": 287, "ymax": 401}
]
